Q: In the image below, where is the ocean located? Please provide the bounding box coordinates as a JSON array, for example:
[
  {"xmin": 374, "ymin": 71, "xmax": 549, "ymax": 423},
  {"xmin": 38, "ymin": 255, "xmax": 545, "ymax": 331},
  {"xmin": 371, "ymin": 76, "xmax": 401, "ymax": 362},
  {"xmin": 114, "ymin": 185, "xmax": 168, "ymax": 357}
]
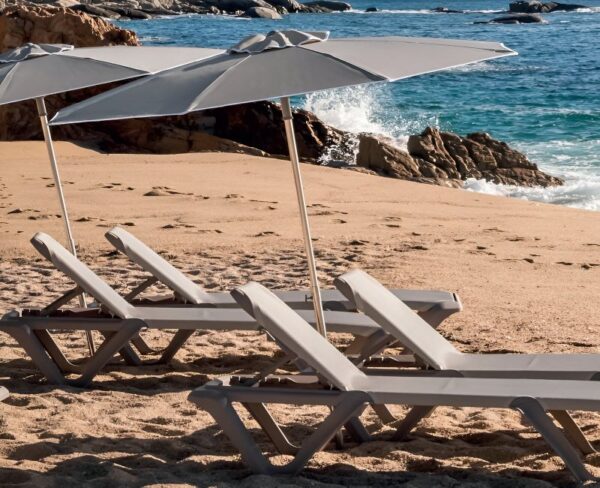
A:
[{"xmin": 116, "ymin": 1, "xmax": 600, "ymax": 210}]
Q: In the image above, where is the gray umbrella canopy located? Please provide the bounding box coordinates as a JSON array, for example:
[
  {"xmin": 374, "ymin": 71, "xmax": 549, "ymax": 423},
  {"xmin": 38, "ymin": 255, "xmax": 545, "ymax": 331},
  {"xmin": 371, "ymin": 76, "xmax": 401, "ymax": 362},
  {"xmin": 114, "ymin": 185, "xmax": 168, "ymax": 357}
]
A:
[
  {"xmin": 0, "ymin": 43, "xmax": 224, "ymax": 106},
  {"xmin": 0, "ymin": 42, "xmax": 223, "ymax": 354},
  {"xmin": 51, "ymin": 31, "xmax": 517, "ymax": 337},
  {"xmin": 52, "ymin": 33, "xmax": 516, "ymax": 124}
]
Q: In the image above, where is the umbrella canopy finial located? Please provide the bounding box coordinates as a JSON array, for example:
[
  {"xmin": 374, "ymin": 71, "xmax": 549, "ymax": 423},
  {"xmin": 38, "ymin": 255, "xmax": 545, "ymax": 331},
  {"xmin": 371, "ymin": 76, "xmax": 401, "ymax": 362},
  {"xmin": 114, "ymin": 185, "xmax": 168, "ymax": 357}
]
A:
[
  {"xmin": 228, "ymin": 30, "xmax": 330, "ymax": 54},
  {"xmin": 0, "ymin": 43, "xmax": 74, "ymax": 64}
]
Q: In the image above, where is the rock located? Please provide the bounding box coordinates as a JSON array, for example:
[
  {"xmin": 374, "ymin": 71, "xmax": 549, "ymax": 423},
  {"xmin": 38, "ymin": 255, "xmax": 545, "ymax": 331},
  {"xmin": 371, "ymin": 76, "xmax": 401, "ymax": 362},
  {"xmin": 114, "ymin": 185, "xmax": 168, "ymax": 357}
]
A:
[
  {"xmin": 71, "ymin": 4, "xmax": 123, "ymax": 18},
  {"xmin": 509, "ymin": 0, "xmax": 587, "ymax": 12},
  {"xmin": 208, "ymin": 101, "xmax": 349, "ymax": 161},
  {"xmin": 356, "ymin": 128, "xmax": 562, "ymax": 188},
  {"xmin": 267, "ymin": 0, "xmax": 302, "ymax": 12},
  {"xmin": 432, "ymin": 6, "xmax": 465, "ymax": 13},
  {"xmin": 208, "ymin": 0, "xmax": 271, "ymax": 12},
  {"xmin": 0, "ymin": 5, "xmax": 138, "ymax": 49},
  {"xmin": 476, "ymin": 12, "xmax": 546, "ymax": 23},
  {"xmin": 356, "ymin": 134, "xmax": 438, "ymax": 182},
  {"xmin": 365, "ymin": 6, "xmax": 377, "ymax": 11},
  {"xmin": 303, "ymin": 0, "xmax": 351, "ymax": 10},
  {"xmin": 101, "ymin": 4, "xmax": 153, "ymax": 18},
  {"xmin": 242, "ymin": 5, "xmax": 281, "ymax": 17}
]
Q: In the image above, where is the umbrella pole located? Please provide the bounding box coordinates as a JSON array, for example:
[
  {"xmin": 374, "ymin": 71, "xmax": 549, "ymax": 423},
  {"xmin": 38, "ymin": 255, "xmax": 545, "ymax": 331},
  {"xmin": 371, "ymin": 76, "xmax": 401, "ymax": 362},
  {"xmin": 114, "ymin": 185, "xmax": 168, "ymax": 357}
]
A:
[
  {"xmin": 280, "ymin": 97, "xmax": 327, "ymax": 337},
  {"xmin": 35, "ymin": 97, "xmax": 96, "ymax": 355}
]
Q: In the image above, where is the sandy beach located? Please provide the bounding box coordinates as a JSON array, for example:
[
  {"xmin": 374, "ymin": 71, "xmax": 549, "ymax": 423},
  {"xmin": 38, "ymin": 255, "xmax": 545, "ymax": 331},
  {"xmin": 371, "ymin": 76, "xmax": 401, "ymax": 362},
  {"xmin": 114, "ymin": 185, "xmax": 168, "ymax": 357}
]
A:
[{"xmin": 1, "ymin": 141, "xmax": 600, "ymax": 486}]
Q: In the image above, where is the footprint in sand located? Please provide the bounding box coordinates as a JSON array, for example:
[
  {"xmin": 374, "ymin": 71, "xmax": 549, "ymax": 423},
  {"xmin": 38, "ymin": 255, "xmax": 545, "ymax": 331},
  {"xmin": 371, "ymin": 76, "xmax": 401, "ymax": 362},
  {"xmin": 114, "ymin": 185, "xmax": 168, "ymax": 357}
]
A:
[
  {"xmin": 508, "ymin": 236, "xmax": 525, "ymax": 242},
  {"xmin": 76, "ymin": 216, "xmax": 106, "ymax": 223},
  {"xmin": 332, "ymin": 218, "xmax": 347, "ymax": 224},
  {"xmin": 144, "ymin": 186, "xmax": 192, "ymax": 197},
  {"xmin": 385, "ymin": 216, "xmax": 402, "ymax": 222},
  {"xmin": 556, "ymin": 261, "xmax": 573, "ymax": 266},
  {"xmin": 162, "ymin": 223, "xmax": 195, "ymax": 230},
  {"xmin": 386, "ymin": 224, "xmax": 400, "ymax": 228},
  {"xmin": 254, "ymin": 231, "xmax": 279, "ymax": 237},
  {"xmin": 250, "ymin": 199, "xmax": 278, "ymax": 204}
]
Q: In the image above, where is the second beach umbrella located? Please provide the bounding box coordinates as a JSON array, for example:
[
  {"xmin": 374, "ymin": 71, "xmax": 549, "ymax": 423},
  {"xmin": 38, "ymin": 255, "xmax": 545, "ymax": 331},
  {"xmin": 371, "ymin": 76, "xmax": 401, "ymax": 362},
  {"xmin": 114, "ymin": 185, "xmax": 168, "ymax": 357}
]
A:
[{"xmin": 51, "ymin": 30, "xmax": 517, "ymax": 337}]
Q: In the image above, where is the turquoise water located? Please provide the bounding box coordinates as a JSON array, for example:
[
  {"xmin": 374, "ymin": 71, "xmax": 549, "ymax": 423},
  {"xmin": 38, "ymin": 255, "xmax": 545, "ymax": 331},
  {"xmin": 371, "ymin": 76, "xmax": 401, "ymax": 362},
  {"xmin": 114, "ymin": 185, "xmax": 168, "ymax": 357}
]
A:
[{"xmin": 116, "ymin": 2, "xmax": 600, "ymax": 209}]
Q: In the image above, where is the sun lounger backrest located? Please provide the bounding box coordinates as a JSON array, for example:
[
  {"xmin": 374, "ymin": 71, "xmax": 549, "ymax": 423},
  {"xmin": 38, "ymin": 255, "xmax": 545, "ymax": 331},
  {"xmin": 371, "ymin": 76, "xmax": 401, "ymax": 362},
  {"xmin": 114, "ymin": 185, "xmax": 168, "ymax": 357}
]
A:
[
  {"xmin": 31, "ymin": 233, "xmax": 135, "ymax": 318},
  {"xmin": 335, "ymin": 269, "xmax": 457, "ymax": 369},
  {"xmin": 232, "ymin": 282, "xmax": 368, "ymax": 391},
  {"xmin": 106, "ymin": 227, "xmax": 213, "ymax": 305}
]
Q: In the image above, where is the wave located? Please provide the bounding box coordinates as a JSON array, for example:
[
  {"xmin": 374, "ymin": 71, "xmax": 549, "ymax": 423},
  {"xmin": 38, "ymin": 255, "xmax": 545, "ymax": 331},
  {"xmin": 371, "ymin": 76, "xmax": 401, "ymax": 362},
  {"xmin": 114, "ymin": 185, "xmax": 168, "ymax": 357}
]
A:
[
  {"xmin": 574, "ymin": 6, "xmax": 600, "ymax": 12},
  {"xmin": 465, "ymin": 177, "xmax": 600, "ymax": 211}
]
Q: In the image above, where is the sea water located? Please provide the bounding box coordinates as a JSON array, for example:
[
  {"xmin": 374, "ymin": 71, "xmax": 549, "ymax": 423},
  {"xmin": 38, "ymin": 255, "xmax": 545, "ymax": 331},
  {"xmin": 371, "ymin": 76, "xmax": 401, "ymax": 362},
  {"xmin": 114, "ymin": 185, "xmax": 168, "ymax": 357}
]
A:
[{"xmin": 116, "ymin": 0, "xmax": 600, "ymax": 210}]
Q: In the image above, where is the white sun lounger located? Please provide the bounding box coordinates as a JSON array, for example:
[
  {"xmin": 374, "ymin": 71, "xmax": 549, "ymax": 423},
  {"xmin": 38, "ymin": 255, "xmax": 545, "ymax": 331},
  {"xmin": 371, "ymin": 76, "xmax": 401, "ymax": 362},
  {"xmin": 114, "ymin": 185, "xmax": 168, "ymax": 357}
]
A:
[
  {"xmin": 105, "ymin": 227, "xmax": 462, "ymax": 328},
  {"xmin": 0, "ymin": 232, "xmax": 386, "ymax": 387},
  {"xmin": 189, "ymin": 282, "xmax": 600, "ymax": 482},
  {"xmin": 0, "ymin": 387, "xmax": 8, "ymax": 402},
  {"xmin": 335, "ymin": 269, "xmax": 600, "ymax": 380}
]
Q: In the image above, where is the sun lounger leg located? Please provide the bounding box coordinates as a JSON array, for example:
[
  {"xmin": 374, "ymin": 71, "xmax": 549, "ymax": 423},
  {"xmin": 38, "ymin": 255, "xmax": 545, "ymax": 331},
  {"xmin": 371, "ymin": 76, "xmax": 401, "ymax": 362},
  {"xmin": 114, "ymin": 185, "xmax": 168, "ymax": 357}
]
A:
[
  {"xmin": 99, "ymin": 331, "xmax": 143, "ymax": 366},
  {"xmin": 159, "ymin": 330, "xmax": 195, "ymax": 364},
  {"xmin": 242, "ymin": 402, "xmax": 299, "ymax": 455},
  {"xmin": 391, "ymin": 405, "xmax": 437, "ymax": 441},
  {"xmin": 372, "ymin": 404, "xmax": 396, "ymax": 424},
  {"xmin": 131, "ymin": 334, "xmax": 158, "ymax": 355},
  {"xmin": 34, "ymin": 329, "xmax": 82, "ymax": 374},
  {"xmin": 8, "ymin": 325, "xmax": 67, "ymax": 385},
  {"xmin": 343, "ymin": 416, "xmax": 372, "ymax": 443},
  {"xmin": 512, "ymin": 397, "xmax": 595, "ymax": 483},
  {"xmin": 70, "ymin": 320, "xmax": 145, "ymax": 388},
  {"xmin": 197, "ymin": 389, "xmax": 367, "ymax": 474},
  {"xmin": 550, "ymin": 410, "xmax": 596, "ymax": 455}
]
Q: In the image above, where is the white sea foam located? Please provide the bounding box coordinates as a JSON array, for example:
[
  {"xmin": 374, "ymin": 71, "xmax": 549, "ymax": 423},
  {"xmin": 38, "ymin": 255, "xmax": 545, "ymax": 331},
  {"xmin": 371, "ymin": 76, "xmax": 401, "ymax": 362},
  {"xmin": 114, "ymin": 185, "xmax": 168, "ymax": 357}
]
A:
[
  {"xmin": 466, "ymin": 139, "xmax": 600, "ymax": 210},
  {"xmin": 348, "ymin": 8, "xmax": 503, "ymax": 14},
  {"xmin": 465, "ymin": 177, "xmax": 600, "ymax": 211},
  {"xmin": 302, "ymin": 85, "xmax": 437, "ymax": 151}
]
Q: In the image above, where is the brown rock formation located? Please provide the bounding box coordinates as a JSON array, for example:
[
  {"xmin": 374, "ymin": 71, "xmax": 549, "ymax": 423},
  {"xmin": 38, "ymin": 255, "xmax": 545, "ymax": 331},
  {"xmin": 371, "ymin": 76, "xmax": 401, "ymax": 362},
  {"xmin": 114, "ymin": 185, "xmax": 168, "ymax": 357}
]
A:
[
  {"xmin": 356, "ymin": 128, "xmax": 563, "ymax": 188},
  {"xmin": 209, "ymin": 101, "xmax": 348, "ymax": 161},
  {"xmin": 0, "ymin": 5, "xmax": 138, "ymax": 48}
]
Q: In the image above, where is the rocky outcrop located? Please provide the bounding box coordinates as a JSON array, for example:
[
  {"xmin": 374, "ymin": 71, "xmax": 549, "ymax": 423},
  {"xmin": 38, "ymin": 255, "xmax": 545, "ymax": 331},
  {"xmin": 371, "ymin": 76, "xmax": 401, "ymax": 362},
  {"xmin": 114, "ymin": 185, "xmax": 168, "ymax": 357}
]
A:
[
  {"xmin": 476, "ymin": 12, "xmax": 546, "ymax": 23},
  {"xmin": 355, "ymin": 129, "xmax": 563, "ymax": 188},
  {"xmin": 303, "ymin": 0, "xmax": 350, "ymax": 10},
  {"xmin": 242, "ymin": 5, "xmax": 281, "ymax": 17},
  {"xmin": 0, "ymin": 5, "xmax": 138, "ymax": 48},
  {"xmin": 509, "ymin": 1, "xmax": 588, "ymax": 12},
  {"xmin": 209, "ymin": 101, "xmax": 348, "ymax": 161},
  {"xmin": 1, "ymin": 0, "xmax": 352, "ymax": 18}
]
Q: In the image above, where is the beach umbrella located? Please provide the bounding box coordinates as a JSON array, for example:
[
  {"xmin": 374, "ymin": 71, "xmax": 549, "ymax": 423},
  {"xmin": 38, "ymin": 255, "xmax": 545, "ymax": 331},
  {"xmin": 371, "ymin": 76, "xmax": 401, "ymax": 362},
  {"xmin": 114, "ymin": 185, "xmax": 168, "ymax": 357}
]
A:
[
  {"xmin": 0, "ymin": 43, "xmax": 223, "ymax": 352},
  {"xmin": 51, "ymin": 31, "xmax": 517, "ymax": 338}
]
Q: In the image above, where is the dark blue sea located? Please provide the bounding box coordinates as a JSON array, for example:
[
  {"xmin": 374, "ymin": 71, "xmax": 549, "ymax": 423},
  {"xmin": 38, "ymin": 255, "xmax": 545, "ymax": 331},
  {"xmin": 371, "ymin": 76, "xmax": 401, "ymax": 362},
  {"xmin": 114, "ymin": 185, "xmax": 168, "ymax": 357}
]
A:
[{"xmin": 116, "ymin": 1, "xmax": 600, "ymax": 209}]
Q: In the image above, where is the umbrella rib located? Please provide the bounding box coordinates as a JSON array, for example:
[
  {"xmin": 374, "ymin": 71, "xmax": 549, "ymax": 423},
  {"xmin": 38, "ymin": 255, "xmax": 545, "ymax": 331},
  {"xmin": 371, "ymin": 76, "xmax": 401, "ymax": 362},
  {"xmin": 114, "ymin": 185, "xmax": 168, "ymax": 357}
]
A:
[
  {"xmin": 317, "ymin": 37, "xmax": 515, "ymax": 54},
  {"xmin": 186, "ymin": 55, "xmax": 250, "ymax": 113}
]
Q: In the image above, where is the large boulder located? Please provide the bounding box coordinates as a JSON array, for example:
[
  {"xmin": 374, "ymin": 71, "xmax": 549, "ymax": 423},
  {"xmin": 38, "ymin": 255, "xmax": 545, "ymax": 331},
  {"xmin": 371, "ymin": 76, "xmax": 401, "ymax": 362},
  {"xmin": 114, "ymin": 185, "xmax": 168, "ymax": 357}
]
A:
[
  {"xmin": 303, "ymin": 0, "xmax": 351, "ymax": 10},
  {"xmin": 208, "ymin": 101, "xmax": 349, "ymax": 161},
  {"xmin": 0, "ymin": 5, "xmax": 138, "ymax": 48},
  {"xmin": 207, "ymin": 0, "xmax": 271, "ymax": 12},
  {"xmin": 242, "ymin": 5, "xmax": 281, "ymax": 17},
  {"xmin": 267, "ymin": 0, "xmax": 302, "ymax": 12},
  {"xmin": 355, "ymin": 128, "xmax": 563, "ymax": 188},
  {"xmin": 509, "ymin": 0, "xmax": 587, "ymax": 12},
  {"xmin": 476, "ymin": 12, "xmax": 546, "ymax": 23}
]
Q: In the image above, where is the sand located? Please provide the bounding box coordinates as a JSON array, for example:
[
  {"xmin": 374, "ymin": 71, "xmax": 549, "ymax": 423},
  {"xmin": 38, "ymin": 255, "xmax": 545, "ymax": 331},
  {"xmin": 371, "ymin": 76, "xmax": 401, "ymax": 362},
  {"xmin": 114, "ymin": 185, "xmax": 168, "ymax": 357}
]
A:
[{"xmin": 1, "ymin": 141, "xmax": 600, "ymax": 486}]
